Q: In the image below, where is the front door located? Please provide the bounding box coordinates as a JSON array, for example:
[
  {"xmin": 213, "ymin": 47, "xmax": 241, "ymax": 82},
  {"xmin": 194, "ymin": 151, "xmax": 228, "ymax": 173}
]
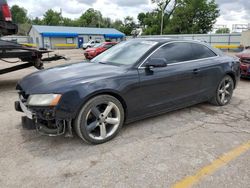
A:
[
  {"xmin": 78, "ymin": 37, "xmax": 84, "ymax": 48},
  {"xmin": 136, "ymin": 42, "xmax": 203, "ymax": 115}
]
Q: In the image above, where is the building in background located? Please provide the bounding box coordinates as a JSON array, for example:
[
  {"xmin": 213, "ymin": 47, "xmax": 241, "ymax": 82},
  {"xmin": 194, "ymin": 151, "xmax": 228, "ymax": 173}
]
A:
[
  {"xmin": 211, "ymin": 24, "xmax": 228, "ymax": 33},
  {"xmin": 241, "ymin": 30, "xmax": 250, "ymax": 47},
  {"xmin": 232, "ymin": 24, "xmax": 250, "ymax": 33},
  {"xmin": 28, "ymin": 25, "xmax": 125, "ymax": 49}
]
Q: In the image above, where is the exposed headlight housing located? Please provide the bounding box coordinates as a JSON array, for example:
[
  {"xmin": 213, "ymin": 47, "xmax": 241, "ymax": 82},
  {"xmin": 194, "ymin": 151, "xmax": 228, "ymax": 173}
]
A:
[{"xmin": 27, "ymin": 94, "xmax": 62, "ymax": 107}]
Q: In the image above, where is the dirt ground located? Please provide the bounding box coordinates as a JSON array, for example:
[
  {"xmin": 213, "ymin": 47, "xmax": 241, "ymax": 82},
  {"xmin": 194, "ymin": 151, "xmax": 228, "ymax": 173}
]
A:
[{"xmin": 0, "ymin": 49, "xmax": 249, "ymax": 188}]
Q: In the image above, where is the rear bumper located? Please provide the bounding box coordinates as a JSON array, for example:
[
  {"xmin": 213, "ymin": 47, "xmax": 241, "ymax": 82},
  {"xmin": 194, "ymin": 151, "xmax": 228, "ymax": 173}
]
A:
[
  {"xmin": 240, "ymin": 74, "xmax": 250, "ymax": 78},
  {"xmin": 240, "ymin": 61, "xmax": 250, "ymax": 77},
  {"xmin": 240, "ymin": 67, "xmax": 250, "ymax": 78}
]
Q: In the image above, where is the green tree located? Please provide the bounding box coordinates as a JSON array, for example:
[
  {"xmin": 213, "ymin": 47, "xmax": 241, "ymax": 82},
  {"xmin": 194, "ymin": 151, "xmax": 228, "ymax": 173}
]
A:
[
  {"xmin": 78, "ymin": 8, "xmax": 102, "ymax": 27},
  {"xmin": 62, "ymin": 17, "xmax": 76, "ymax": 26},
  {"xmin": 138, "ymin": 12, "xmax": 146, "ymax": 27},
  {"xmin": 18, "ymin": 23, "xmax": 31, "ymax": 35},
  {"xmin": 166, "ymin": 0, "xmax": 219, "ymax": 34},
  {"xmin": 10, "ymin": 5, "xmax": 29, "ymax": 24},
  {"xmin": 101, "ymin": 17, "xmax": 112, "ymax": 28},
  {"xmin": 111, "ymin": 19, "xmax": 124, "ymax": 31},
  {"xmin": 137, "ymin": 11, "xmax": 162, "ymax": 35},
  {"xmin": 216, "ymin": 28, "xmax": 230, "ymax": 34},
  {"xmin": 151, "ymin": 0, "xmax": 178, "ymax": 35},
  {"xmin": 32, "ymin": 17, "xmax": 44, "ymax": 25},
  {"xmin": 121, "ymin": 16, "xmax": 136, "ymax": 35},
  {"xmin": 43, "ymin": 9, "xmax": 62, "ymax": 25},
  {"xmin": 9, "ymin": 5, "xmax": 129, "ymax": 34}
]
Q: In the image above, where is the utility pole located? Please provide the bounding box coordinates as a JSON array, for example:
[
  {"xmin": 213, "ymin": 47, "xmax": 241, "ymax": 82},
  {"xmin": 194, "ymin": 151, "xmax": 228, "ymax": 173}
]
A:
[
  {"xmin": 153, "ymin": 0, "xmax": 177, "ymax": 35},
  {"xmin": 160, "ymin": 8, "xmax": 164, "ymax": 35},
  {"xmin": 59, "ymin": 8, "xmax": 63, "ymax": 25},
  {"xmin": 98, "ymin": 12, "xmax": 101, "ymax": 28}
]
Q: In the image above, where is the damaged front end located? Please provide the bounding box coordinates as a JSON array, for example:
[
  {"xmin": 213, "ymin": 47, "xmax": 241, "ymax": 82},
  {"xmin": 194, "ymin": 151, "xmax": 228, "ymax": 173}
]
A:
[{"xmin": 15, "ymin": 87, "xmax": 73, "ymax": 137}]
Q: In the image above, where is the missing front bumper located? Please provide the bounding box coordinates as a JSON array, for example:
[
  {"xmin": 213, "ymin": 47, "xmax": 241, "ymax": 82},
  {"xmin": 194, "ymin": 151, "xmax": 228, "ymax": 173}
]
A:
[
  {"xmin": 16, "ymin": 101, "xmax": 73, "ymax": 137},
  {"xmin": 21, "ymin": 116, "xmax": 67, "ymax": 136},
  {"xmin": 36, "ymin": 119, "xmax": 66, "ymax": 137},
  {"xmin": 22, "ymin": 116, "xmax": 36, "ymax": 130}
]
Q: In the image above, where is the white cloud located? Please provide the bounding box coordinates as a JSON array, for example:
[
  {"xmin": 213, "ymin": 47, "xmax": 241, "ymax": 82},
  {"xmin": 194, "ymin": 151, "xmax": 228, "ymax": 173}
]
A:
[
  {"xmin": 215, "ymin": 0, "xmax": 250, "ymax": 27},
  {"xmin": 8, "ymin": 0, "xmax": 250, "ymax": 27},
  {"xmin": 8, "ymin": 0, "xmax": 151, "ymax": 20}
]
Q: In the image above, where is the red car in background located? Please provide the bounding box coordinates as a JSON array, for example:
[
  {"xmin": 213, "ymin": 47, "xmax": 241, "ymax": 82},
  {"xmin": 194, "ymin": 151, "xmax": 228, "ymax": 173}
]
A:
[
  {"xmin": 236, "ymin": 48, "xmax": 250, "ymax": 78},
  {"xmin": 84, "ymin": 42, "xmax": 117, "ymax": 60}
]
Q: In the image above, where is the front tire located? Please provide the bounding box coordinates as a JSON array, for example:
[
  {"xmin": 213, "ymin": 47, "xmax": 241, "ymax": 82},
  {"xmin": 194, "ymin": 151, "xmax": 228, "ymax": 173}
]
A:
[
  {"xmin": 210, "ymin": 75, "xmax": 234, "ymax": 106},
  {"xmin": 74, "ymin": 95, "xmax": 124, "ymax": 144}
]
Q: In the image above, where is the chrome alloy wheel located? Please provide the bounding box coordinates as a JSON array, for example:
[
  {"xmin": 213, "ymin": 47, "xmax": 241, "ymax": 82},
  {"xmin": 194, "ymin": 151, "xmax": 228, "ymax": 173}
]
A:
[
  {"xmin": 85, "ymin": 102, "xmax": 121, "ymax": 140},
  {"xmin": 217, "ymin": 77, "xmax": 234, "ymax": 105}
]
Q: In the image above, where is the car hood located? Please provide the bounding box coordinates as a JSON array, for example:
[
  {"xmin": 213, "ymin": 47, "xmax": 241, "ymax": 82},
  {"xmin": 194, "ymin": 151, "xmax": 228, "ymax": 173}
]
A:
[{"xmin": 17, "ymin": 62, "xmax": 125, "ymax": 94}]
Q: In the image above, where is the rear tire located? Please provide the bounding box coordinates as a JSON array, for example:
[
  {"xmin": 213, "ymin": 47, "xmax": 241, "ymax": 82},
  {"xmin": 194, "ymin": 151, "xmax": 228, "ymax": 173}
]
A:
[
  {"xmin": 210, "ymin": 75, "xmax": 234, "ymax": 106},
  {"xmin": 74, "ymin": 95, "xmax": 124, "ymax": 144}
]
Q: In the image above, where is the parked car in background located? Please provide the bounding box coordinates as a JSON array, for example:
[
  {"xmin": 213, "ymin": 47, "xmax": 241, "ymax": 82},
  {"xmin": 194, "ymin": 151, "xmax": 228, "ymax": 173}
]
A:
[
  {"xmin": 236, "ymin": 48, "xmax": 250, "ymax": 78},
  {"xmin": 15, "ymin": 39, "xmax": 240, "ymax": 144},
  {"xmin": 84, "ymin": 42, "xmax": 117, "ymax": 60},
  {"xmin": 82, "ymin": 40, "xmax": 101, "ymax": 50}
]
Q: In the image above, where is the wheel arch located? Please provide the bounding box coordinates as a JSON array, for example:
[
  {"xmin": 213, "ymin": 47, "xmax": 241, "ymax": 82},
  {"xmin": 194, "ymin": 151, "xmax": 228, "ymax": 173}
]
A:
[
  {"xmin": 225, "ymin": 72, "xmax": 236, "ymax": 89},
  {"xmin": 74, "ymin": 90, "xmax": 128, "ymax": 121}
]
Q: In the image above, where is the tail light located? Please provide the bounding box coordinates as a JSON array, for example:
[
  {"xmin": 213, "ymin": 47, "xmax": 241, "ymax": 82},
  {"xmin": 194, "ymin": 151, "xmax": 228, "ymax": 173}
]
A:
[{"xmin": 2, "ymin": 4, "xmax": 12, "ymax": 21}]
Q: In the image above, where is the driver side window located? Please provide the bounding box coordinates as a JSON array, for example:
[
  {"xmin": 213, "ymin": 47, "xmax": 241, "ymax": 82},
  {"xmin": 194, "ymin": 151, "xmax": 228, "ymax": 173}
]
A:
[{"xmin": 150, "ymin": 42, "xmax": 194, "ymax": 64}]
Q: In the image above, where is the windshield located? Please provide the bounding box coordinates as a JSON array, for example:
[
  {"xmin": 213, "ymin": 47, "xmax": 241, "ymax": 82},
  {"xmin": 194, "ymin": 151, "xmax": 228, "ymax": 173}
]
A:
[{"xmin": 91, "ymin": 40, "xmax": 158, "ymax": 66}]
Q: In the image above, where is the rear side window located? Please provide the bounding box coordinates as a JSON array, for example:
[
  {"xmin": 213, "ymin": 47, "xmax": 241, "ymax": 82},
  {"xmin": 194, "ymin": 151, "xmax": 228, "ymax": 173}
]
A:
[
  {"xmin": 191, "ymin": 43, "xmax": 217, "ymax": 59},
  {"xmin": 150, "ymin": 42, "xmax": 194, "ymax": 64}
]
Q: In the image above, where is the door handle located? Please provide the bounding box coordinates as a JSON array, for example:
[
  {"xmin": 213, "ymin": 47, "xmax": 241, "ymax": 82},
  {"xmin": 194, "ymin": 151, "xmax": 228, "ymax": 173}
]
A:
[{"xmin": 193, "ymin": 69, "xmax": 200, "ymax": 74}]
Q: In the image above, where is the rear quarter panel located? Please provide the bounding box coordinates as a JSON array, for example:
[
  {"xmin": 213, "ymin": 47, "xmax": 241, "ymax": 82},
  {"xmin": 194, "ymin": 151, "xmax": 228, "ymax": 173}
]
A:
[{"xmin": 218, "ymin": 55, "xmax": 240, "ymax": 87}]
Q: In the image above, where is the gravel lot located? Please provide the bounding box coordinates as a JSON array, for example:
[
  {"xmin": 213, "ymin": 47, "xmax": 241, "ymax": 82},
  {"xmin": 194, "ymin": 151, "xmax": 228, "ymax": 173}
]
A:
[{"xmin": 0, "ymin": 49, "xmax": 249, "ymax": 188}]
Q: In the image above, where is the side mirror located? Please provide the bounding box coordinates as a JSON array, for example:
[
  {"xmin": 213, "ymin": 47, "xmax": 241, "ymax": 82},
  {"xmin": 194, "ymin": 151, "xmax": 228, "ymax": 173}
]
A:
[{"xmin": 145, "ymin": 58, "xmax": 167, "ymax": 69}]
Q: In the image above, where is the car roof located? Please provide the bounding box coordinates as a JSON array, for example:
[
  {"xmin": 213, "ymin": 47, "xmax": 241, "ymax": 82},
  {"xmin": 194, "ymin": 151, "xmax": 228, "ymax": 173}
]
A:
[
  {"xmin": 135, "ymin": 37, "xmax": 218, "ymax": 48},
  {"xmin": 134, "ymin": 37, "xmax": 173, "ymax": 43},
  {"xmin": 134, "ymin": 37, "xmax": 206, "ymax": 44},
  {"xmin": 133, "ymin": 37, "xmax": 223, "ymax": 56}
]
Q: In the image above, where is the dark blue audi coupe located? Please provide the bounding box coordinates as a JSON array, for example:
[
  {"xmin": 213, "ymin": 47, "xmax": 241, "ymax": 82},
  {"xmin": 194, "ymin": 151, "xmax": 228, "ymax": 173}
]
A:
[{"xmin": 15, "ymin": 39, "xmax": 240, "ymax": 144}]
